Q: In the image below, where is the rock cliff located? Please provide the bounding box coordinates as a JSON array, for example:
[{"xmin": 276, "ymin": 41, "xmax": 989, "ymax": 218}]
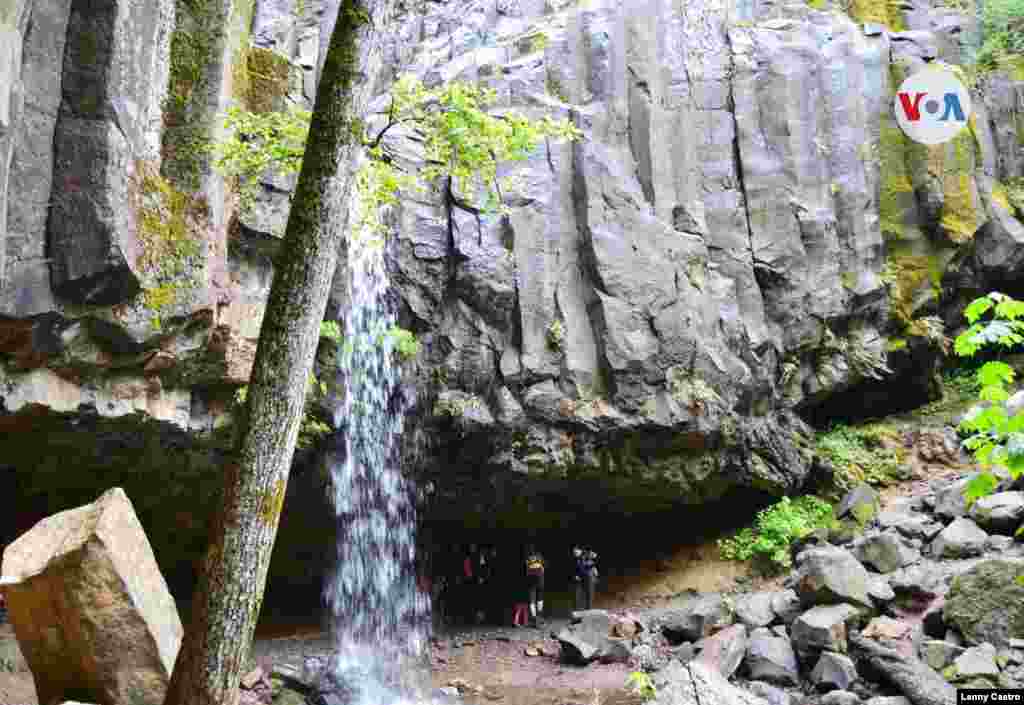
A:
[{"xmin": 0, "ymin": 0, "xmax": 1022, "ymax": 586}]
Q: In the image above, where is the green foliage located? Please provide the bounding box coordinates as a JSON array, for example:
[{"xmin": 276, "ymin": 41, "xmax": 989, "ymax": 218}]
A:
[
  {"xmin": 319, "ymin": 321, "xmax": 343, "ymax": 342},
  {"xmin": 625, "ymin": 671, "xmax": 657, "ymax": 701},
  {"xmin": 211, "ymin": 105, "xmax": 312, "ymax": 217},
  {"xmin": 954, "ymin": 292, "xmax": 1024, "ymax": 505},
  {"xmin": 546, "ymin": 319, "xmax": 565, "ymax": 351},
  {"xmin": 975, "ymin": 0, "xmax": 1024, "ymax": 71},
  {"xmin": 815, "ymin": 423, "xmax": 908, "ymax": 489},
  {"xmin": 387, "ymin": 325, "xmax": 421, "ymax": 361},
  {"xmin": 213, "ymin": 74, "xmax": 581, "ymax": 241},
  {"xmin": 718, "ymin": 495, "xmax": 835, "ymax": 570}
]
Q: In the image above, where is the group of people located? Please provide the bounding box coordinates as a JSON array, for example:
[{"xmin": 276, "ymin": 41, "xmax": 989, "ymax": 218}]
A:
[{"xmin": 430, "ymin": 543, "xmax": 599, "ymax": 629}]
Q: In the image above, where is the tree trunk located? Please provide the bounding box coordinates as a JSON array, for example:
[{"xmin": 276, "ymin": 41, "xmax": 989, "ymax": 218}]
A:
[{"xmin": 163, "ymin": 2, "xmax": 392, "ymax": 703}]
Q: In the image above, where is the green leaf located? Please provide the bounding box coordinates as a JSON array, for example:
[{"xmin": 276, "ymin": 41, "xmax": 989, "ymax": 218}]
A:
[
  {"xmin": 964, "ymin": 472, "xmax": 999, "ymax": 506},
  {"xmin": 964, "ymin": 296, "xmax": 995, "ymax": 324}
]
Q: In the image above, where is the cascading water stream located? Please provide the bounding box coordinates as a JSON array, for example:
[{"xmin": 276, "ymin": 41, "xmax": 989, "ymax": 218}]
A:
[{"xmin": 321, "ymin": 215, "xmax": 430, "ymax": 704}]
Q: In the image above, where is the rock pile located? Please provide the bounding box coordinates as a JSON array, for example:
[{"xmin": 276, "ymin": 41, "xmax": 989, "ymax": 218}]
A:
[{"xmin": 556, "ymin": 478, "xmax": 1024, "ymax": 704}]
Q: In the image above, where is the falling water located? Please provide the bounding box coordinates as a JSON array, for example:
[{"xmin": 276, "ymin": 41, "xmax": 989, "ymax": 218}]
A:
[{"xmin": 321, "ymin": 212, "xmax": 430, "ymax": 704}]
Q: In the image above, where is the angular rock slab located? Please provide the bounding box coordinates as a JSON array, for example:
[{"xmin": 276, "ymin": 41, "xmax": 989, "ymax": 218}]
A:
[
  {"xmin": 795, "ymin": 545, "xmax": 872, "ymax": 608},
  {"xmin": 0, "ymin": 487, "xmax": 182, "ymax": 705},
  {"xmin": 652, "ymin": 659, "xmax": 768, "ymax": 705}
]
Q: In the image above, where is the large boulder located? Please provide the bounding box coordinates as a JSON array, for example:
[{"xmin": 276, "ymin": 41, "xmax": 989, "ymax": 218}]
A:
[
  {"xmin": 556, "ymin": 610, "xmax": 633, "ymax": 665},
  {"xmin": 853, "ymin": 531, "xmax": 921, "ymax": 574},
  {"xmin": 969, "ymin": 491, "xmax": 1024, "ymax": 535},
  {"xmin": 836, "ymin": 484, "xmax": 881, "ymax": 524},
  {"xmin": 734, "ymin": 592, "xmax": 776, "ymax": 629},
  {"xmin": 944, "ymin": 560, "xmax": 1024, "ymax": 648},
  {"xmin": 659, "ymin": 594, "xmax": 733, "ymax": 643},
  {"xmin": 694, "ymin": 624, "xmax": 747, "ymax": 678},
  {"xmin": 744, "ymin": 629, "xmax": 800, "ymax": 686},
  {"xmin": 929, "ymin": 518, "xmax": 988, "ymax": 559},
  {"xmin": 932, "ymin": 478, "xmax": 972, "ymax": 521},
  {"xmin": 810, "ymin": 651, "xmax": 858, "ymax": 692},
  {"xmin": 0, "ymin": 488, "xmax": 182, "ymax": 705},
  {"xmin": 876, "ymin": 511, "xmax": 942, "ymax": 541},
  {"xmin": 850, "ymin": 634, "xmax": 956, "ymax": 705},
  {"xmin": 795, "ymin": 546, "xmax": 872, "ymax": 608},
  {"xmin": 790, "ymin": 604, "xmax": 862, "ymax": 662},
  {"xmin": 651, "ymin": 659, "xmax": 768, "ymax": 705}
]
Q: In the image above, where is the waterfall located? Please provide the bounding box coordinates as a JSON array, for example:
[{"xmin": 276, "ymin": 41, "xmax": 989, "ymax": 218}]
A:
[{"xmin": 321, "ymin": 212, "xmax": 430, "ymax": 704}]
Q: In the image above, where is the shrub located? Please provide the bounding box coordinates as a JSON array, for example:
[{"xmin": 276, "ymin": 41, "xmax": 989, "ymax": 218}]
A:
[
  {"xmin": 718, "ymin": 495, "xmax": 835, "ymax": 569},
  {"xmin": 815, "ymin": 423, "xmax": 908, "ymax": 489},
  {"xmin": 953, "ymin": 292, "xmax": 1024, "ymax": 506},
  {"xmin": 975, "ymin": 0, "xmax": 1024, "ymax": 70},
  {"xmin": 625, "ymin": 671, "xmax": 657, "ymax": 701}
]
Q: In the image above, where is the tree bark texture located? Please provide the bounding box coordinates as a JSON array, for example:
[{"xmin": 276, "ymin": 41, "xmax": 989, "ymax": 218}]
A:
[{"xmin": 163, "ymin": 2, "xmax": 394, "ymax": 703}]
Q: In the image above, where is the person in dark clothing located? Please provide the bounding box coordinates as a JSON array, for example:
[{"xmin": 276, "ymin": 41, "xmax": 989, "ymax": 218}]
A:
[
  {"xmin": 524, "ymin": 544, "xmax": 545, "ymax": 627},
  {"xmin": 572, "ymin": 546, "xmax": 598, "ymax": 611}
]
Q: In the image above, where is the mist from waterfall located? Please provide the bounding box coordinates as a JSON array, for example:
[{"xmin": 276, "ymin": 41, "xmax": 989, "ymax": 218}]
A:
[{"xmin": 321, "ymin": 214, "xmax": 430, "ymax": 704}]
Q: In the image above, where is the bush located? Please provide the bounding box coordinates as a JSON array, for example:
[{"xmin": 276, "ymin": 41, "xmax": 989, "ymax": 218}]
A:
[
  {"xmin": 718, "ymin": 495, "xmax": 835, "ymax": 570},
  {"xmin": 953, "ymin": 292, "xmax": 1024, "ymax": 506},
  {"xmin": 976, "ymin": 0, "xmax": 1024, "ymax": 69},
  {"xmin": 815, "ymin": 423, "xmax": 908, "ymax": 489}
]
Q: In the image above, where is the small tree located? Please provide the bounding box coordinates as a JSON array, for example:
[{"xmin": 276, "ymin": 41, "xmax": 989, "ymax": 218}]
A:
[{"xmin": 953, "ymin": 292, "xmax": 1024, "ymax": 506}]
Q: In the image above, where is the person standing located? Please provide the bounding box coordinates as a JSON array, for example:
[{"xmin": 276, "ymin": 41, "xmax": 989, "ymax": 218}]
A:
[
  {"xmin": 524, "ymin": 544, "xmax": 545, "ymax": 627},
  {"xmin": 582, "ymin": 547, "xmax": 598, "ymax": 611}
]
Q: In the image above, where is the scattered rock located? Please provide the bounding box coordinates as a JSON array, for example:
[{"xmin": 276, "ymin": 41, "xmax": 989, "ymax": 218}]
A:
[
  {"xmin": 850, "ymin": 633, "xmax": 956, "ymax": 705},
  {"xmin": 795, "ymin": 546, "xmax": 872, "ymax": 608},
  {"xmin": 241, "ymin": 667, "xmax": 265, "ymax": 689},
  {"xmin": 986, "ymin": 535, "xmax": 1015, "ymax": 552},
  {"xmin": 919, "ymin": 639, "xmax": 964, "ymax": 670},
  {"xmin": 969, "ymin": 491, "xmax": 1024, "ymax": 535},
  {"xmin": 791, "ymin": 604, "xmax": 862, "ymax": 660},
  {"xmin": 868, "ymin": 576, "xmax": 895, "ymax": 604},
  {"xmin": 695, "ymin": 624, "xmax": 747, "ymax": 678},
  {"xmin": 820, "ymin": 691, "xmax": 861, "ymax": 705},
  {"xmin": 951, "ymin": 643, "xmax": 999, "ymax": 679},
  {"xmin": 770, "ymin": 590, "xmax": 802, "ymax": 625},
  {"xmin": 854, "ymin": 531, "xmax": 921, "ymax": 573},
  {"xmin": 863, "ymin": 617, "xmax": 911, "ymax": 642},
  {"xmin": 887, "ymin": 564, "xmax": 943, "ymax": 602},
  {"xmin": 876, "ymin": 511, "xmax": 942, "ymax": 541},
  {"xmin": 0, "ymin": 488, "xmax": 182, "ymax": 705},
  {"xmin": 651, "ymin": 659, "xmax": 768, "ymax": 705},
  {"xmin": 524, "ymin": 646, "xmax": 540, "ymax": 657},
  {"xmin": 944, "ymin": 560, "xmax": 1024, "ymax": 648},
  {"xmin": 660, "ymin": 594, "xmax": 734, "ymax": 643},
  {"xmin": 933, "ymin": 478, "xmax": 972, "ymax": 521},
  {"xmin": 836, "ymin": 484, "xmax": 881, "ymax": 523},
  {"xmin": 735, "ymin": 592, "xmax": 776, "ymax": 629},
  {"xmin": 864, "ymin": 697, "xmax": 911, "ymax": 705},
  {"xmin": 745, "ymin": 629, "xmax": 800, "ymax": 686},
  {"xmin": 745, "ymin": 681, "xmax": 791, "ymax": 705},
  {"xmin": 811, "ymin": 651, "xmax": 859, "ymax": 691},
  {"xmin": 929, "ymin": 518, "xmax": 988, "ymax": 559}
]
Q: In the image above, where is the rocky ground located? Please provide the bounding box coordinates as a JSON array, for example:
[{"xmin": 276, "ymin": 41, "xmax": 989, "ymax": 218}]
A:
[{"xmin": 3, "ymin": 419, "xmax": 1024, "ymax": 705}]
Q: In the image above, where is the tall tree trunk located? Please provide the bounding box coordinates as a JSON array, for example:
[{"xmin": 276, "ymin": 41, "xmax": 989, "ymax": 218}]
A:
[{"xmin": 163, "ymin": 2, "xmax": 392, "ymax": 703}]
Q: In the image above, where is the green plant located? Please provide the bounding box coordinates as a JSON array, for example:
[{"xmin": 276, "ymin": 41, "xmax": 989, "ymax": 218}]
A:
[
  {"xmin": 815, "ymin": 423, "xmax": 908, "ymax": 489},
  {"xmin": 319, "ymin": 320, "xmax": 343, "ymax": 342},
  {"xmin": 211, "ymin": 104, "xmax": 312, "ymax": 217},
  {"xmin": 625, "ymin": 671, "xmax": 657, "ymax": 701},
  {"xmin": 718, "ymin": 495, "xmax": 835, "ymax": 569},
  {"xmin": 546, "ymin": 319, "xmax": 565, "ymax": 351},
  {"xmin": 213, "ymin": 75, "xmax": 581, "ymax": 241},
  {"xmin": 386, "ymin": 325, "xmax": 420, "ymax": 361},
  {"xmin": 974, "ymin": 0, "xmax": 1024, "ymax": 73},
  {"xmin": 953, "ymin": 292, "xmax": 1024, "ymax": 506}
]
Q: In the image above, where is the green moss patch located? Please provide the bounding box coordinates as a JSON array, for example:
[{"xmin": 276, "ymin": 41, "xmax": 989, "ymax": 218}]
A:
[{"xmin": 848, "ymin": 0, "xmax": 906, "ymax": 29}]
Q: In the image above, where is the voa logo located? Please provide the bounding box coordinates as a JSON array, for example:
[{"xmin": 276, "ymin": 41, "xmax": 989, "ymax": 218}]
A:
[{"xmin": 893, "ymin": 66, "xmax": 972, "ymax": 145}]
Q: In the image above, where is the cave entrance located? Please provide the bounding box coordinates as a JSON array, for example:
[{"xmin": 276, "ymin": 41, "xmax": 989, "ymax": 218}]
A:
[{"xmin": 419, "ymin": 485, "xmax": 776, "ymax": 629}]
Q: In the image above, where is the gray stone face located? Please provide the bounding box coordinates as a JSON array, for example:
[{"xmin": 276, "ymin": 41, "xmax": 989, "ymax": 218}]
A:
[
  {"xmin": 791, "ymin": 603, "xmax": 862, "ymax": 661},
  {"xmin": 695, "ymin": 623, "xmax": 747, "ymax": 677},
  {"xmin": 952, "ymin": 643, "xmax": 999, "ymax": 679},
  {"xmin": 745, "ymin": 629, "xmax": 800, "ymax": 686},
  {"xmin": 854, "ymin": 531, "xmax": 921, "ymax": 574},
  {"xmin": 930, "ymin": 518, "xmax": 988, "ymax": 559},
  {"xmin": 969, "ymin": 491, "xmax": 1024, "ymax": 536},
  {"xmin": 735, "ymin": 592, "xmax": 777, "ymax": 629},
  {"xmin": 46, "ymin": 0, "xmax": 172, "ymax": 304},
  {"xmin": 660, "ymin": 594, "xmax": 734, "ymax": 644},
  {"xmin": 810, "ymin": 651, "xmax": 859, "ymax": 692},
  {"xmin": 876, "ymin": 510, "xmax": 943, "ymax": 541},
  {"xmin": 795, "ymin": 546, "xmax": 872, "ymax": 608},
  {"xmin": 945, "ymin": 560, "xmax": 1024, "ymax": 648}
]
